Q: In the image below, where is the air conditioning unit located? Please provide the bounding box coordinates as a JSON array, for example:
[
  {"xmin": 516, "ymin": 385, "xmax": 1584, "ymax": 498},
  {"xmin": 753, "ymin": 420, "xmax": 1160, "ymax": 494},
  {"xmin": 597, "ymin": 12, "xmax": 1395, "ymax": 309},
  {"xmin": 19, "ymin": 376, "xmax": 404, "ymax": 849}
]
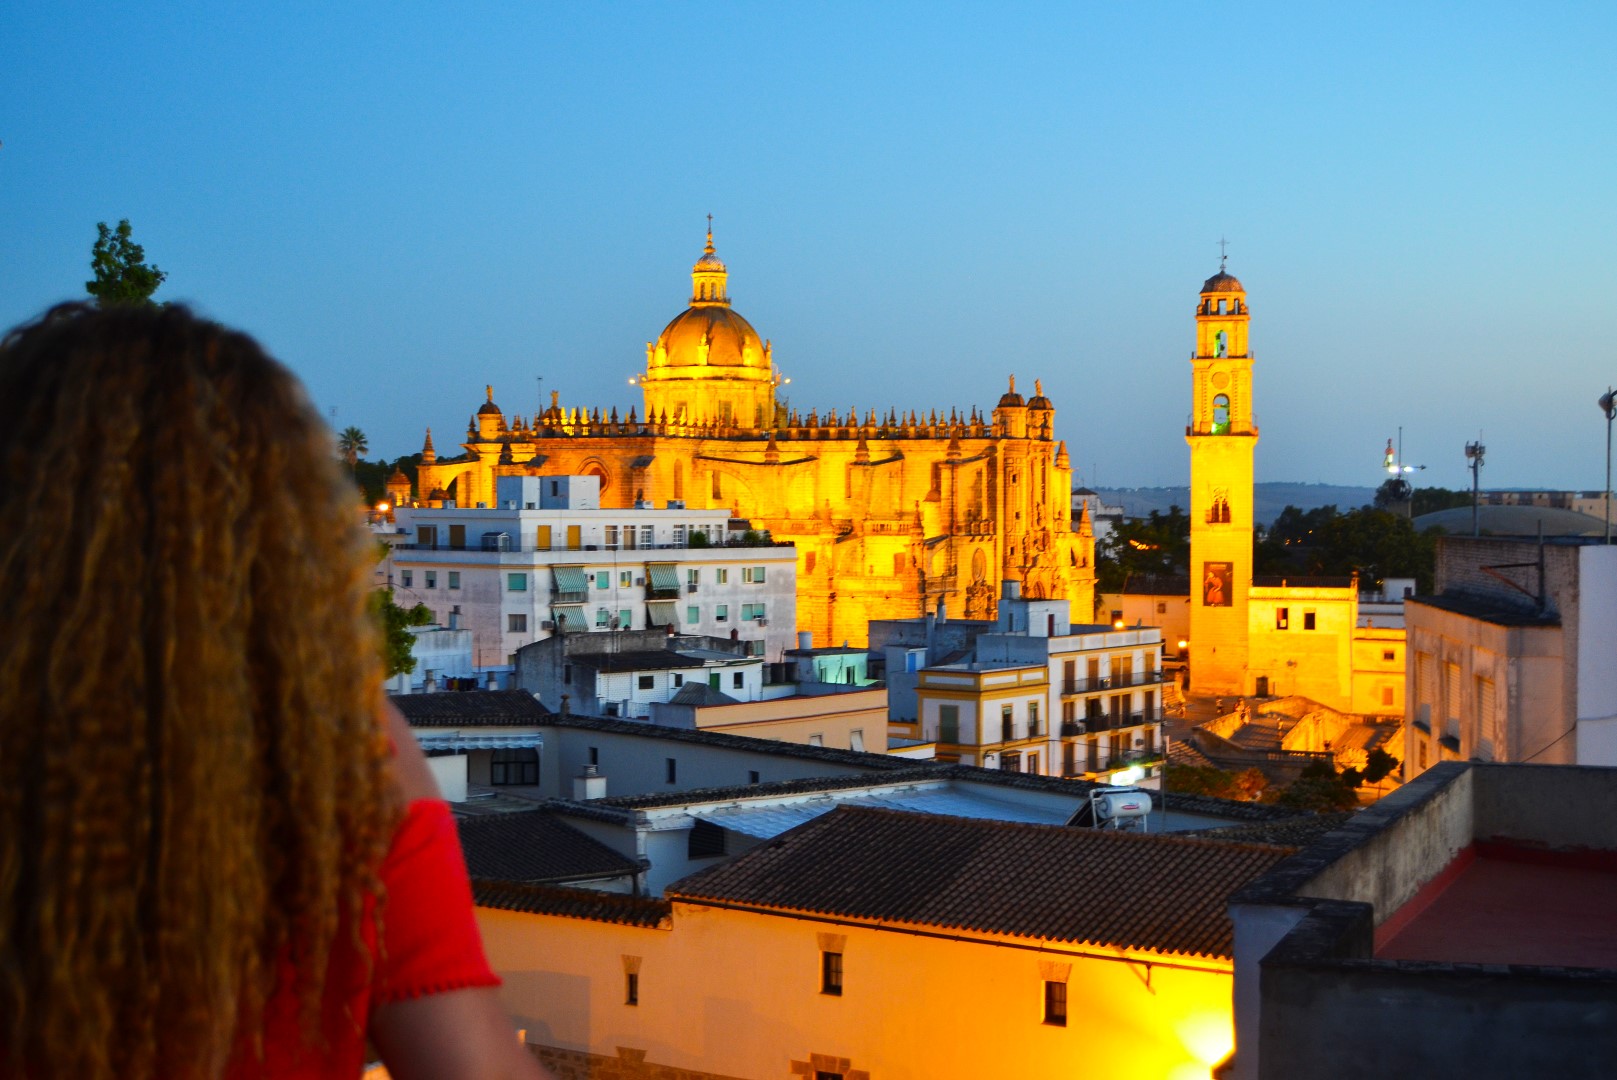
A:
[
  {"xmin": 540, "ymin": 620, "xmax": 555, "ymax": 630},
  {"xmin": 757, "ymin": 619, "xmax": 768, "ymax": 627},
  {"xmin": 686, "ymin": 583, "xmax": 698, "ymax": 593},
  {"xmin": 635, "ymin": 577, "xmax": 645, "ymax": 585}
]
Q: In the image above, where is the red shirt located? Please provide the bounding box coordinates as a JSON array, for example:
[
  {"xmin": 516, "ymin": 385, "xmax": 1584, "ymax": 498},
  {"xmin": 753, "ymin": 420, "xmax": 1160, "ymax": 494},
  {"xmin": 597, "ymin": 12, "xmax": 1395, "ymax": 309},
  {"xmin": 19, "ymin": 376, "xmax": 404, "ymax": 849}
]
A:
[{"xmin": 226, "ymin": 799, "xmax": 500, "ymax": 1078}]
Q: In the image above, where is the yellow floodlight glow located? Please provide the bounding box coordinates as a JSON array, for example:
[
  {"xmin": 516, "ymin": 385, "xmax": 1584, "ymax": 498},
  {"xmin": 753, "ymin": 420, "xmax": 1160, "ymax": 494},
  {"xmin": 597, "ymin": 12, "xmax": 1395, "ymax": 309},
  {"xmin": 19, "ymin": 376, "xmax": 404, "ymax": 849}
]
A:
[
  {"xmin": 376, "ymin": 502, "xmax": 390, "ymax": 513},
  {"xmin": 1110, "ymin": 765, "xmax": 1145, "ymax": 786},
  {"xmin": 1174, "ymin": 1009, "xmax": 1235, "ymax": 1071}
]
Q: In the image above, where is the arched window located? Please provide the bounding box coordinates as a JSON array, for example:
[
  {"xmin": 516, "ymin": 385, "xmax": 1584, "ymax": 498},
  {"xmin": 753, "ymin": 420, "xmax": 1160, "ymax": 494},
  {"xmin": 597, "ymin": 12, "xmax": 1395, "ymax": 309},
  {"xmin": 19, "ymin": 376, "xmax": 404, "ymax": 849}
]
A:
[
  {"xmin": 1212, "ymin": 394, "xmax": 1230, "ymax": 435},
  {"xmin": 1215, "ymin": 330, "xmax": 1228, "ymax": 358}
]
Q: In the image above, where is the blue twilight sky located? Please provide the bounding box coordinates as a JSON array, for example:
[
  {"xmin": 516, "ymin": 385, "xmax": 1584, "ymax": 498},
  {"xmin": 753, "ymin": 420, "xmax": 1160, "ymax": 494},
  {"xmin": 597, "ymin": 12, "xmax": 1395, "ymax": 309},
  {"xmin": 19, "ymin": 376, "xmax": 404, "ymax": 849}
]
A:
[{"xmin": 3, "ymin": 2, "xmax": 1613, "ymax": 491}]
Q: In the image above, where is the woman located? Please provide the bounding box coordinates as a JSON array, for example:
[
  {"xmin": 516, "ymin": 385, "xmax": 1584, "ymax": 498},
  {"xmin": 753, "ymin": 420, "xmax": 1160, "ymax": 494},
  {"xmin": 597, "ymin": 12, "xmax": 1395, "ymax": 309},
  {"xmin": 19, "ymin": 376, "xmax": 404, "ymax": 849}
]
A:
[{"xmin": 0, "ymin": 303, "xmax": 548, "ymax": 1080}]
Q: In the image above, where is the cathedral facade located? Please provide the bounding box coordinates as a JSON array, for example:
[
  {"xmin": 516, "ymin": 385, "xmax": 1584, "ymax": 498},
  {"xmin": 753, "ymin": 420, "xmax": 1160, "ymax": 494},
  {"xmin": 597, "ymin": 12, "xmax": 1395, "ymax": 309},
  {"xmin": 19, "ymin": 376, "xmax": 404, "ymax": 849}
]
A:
[{"xmin": 410, "ymin": 230, "xmax": 1094, "ymax": 647}]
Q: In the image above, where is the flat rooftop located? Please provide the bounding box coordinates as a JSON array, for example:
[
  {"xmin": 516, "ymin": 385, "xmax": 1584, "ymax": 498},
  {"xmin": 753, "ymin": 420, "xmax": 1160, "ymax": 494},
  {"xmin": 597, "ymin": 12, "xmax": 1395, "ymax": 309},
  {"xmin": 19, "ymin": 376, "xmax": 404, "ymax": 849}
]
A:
[{"xmin": 1375, "ymin": 842, "xmax": 1617, "ymax": 969}]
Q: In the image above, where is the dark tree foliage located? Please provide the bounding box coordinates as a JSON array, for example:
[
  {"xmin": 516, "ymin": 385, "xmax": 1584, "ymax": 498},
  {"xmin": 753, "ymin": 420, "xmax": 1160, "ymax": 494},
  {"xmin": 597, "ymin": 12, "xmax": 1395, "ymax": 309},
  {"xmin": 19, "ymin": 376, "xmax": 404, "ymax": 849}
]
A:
[
  {"xmin": 1256, "ymin": 504, "xmax": 1440, "ymax": 593},
  {"xmin": 1374, "ymin": 480, "xmax": 1471, "ymax": 517},
  {"xmin": 370, "ymin": 588, "xmax": 433, "ymax": 678},
  {"xmin": 353, "ymin": 455, "xmax": 421, "ymax": 506},
  {"xmin": 1273, "ymin": 775, "xmax": 1360, "ymax": 812},
  {"xmin": 86, "ymin": 219, "xmax": 166, "ymax": 306},
  {"xmin": 1096, "ymin": 506, "xmax": 1191, "ymax": 594},
  {"xmin": 1165, "ymin": 763, "xmax": 1268, "ymax": 801}
]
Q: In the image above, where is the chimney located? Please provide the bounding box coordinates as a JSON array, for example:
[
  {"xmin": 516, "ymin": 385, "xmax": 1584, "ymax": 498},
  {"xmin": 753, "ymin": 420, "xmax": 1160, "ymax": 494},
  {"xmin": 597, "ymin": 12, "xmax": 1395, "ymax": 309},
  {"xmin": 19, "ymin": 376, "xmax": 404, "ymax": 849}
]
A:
[
  {"xmin": 449, "ymin": 610, "xmax": 460, "ymax": 630},
  {"xmin": 559, "ymin": 693, "xmax": 570, "ymax": 716},
  {"xmin": 573, "ymin": 763, "xmax": 607, "ymax": 800},
  {"xmin": 936, "ymin": 598, "xmax": 948, "ymax": 624},
  {"xmin": 485, "ymin": 670, "xmax": 498, "ymax": 690},
  {"xmin": 423, "ymin": 669, "xmax": 438, "ymax": 694},
  {"xmin": 1002, "ymin": 579, "xmax": 1021, "ymax": 601},
  {"xmin": 797, "ymin": 630, "xmax": 813, "ymax": 650}
]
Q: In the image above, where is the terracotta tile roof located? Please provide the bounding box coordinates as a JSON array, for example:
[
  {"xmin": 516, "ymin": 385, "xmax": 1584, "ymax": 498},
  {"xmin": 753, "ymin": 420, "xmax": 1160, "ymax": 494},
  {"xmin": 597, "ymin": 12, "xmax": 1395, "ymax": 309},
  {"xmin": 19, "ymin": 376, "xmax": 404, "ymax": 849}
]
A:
[
  {"xmin": 1177, "ymin": 812, "xmax": 1356, "ymax": 848},
  {"xmin": 534, "ymin": 710, "xmax": 919, "ymax": 771},
  {"xmin": 667, "ymin": 805, "xmax": 1295, "ymax": 960},
  {"xmin": 594, "ymin": 765, "xmax": 951, "ymax": 810},
  {"xmin": 473, "ymin": 880, "xmax": 672, "ymax": 929},
  {"xmin": 668, "ymin": 682, "xmax": 741, "ymax": 705},
  {"xmin": 457, "ymin": 810, "xmax": 643, "ymax": 885},
  {"xmin": 571, "ymin": 650, "xmax": 709, "ymax": 672},
  {"xmin": 391, "ymin": 690, "xmax": 550, "ymax": 727}
]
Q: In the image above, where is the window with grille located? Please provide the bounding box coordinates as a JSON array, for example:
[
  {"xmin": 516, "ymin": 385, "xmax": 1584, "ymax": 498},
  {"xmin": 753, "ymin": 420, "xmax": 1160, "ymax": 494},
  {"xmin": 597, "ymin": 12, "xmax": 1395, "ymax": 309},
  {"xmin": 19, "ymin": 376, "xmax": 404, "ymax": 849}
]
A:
[
  {"xmin": 490, "ymin": 748, "xmax": 537, "ymax": 785},
  {"xmin": 821, "ymin": 951, "xmax": 843, "ymax": 996},
  {"xmin": 1043, "ymin": 980, "xmax": 1067, "ymax": 1026}
]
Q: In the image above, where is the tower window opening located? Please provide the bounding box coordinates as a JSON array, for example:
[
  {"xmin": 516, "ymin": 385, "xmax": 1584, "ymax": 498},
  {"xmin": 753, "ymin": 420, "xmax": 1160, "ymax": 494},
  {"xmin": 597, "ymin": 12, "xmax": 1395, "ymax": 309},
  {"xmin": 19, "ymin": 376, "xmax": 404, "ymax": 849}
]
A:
[
  {"xmin": 1212, "ymin": 394, "xmax": 1231, "ymax": 435},
  {"xmin": 1215, "ymin": 330, "xmax": 1228, "ymax": 358},
  {"xmin": 1217, "ymin": 299, "xmax": 1227, "ymax": 314}
]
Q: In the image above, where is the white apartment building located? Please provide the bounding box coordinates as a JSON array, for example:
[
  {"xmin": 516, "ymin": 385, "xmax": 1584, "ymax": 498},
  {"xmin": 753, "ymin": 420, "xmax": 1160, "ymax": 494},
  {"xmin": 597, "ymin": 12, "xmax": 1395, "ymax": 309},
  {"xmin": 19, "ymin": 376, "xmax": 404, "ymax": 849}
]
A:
[
  {"xmin": 878, "ymin": 582, "xmax": 1167, "ymax": 785},
  {"xmin": 385, "ymin": 475, "xmax": 797, "ymax": 671},
  {"xmin": 1405, "ymin": 536, "xmax": 1617, "ymax": 777}
]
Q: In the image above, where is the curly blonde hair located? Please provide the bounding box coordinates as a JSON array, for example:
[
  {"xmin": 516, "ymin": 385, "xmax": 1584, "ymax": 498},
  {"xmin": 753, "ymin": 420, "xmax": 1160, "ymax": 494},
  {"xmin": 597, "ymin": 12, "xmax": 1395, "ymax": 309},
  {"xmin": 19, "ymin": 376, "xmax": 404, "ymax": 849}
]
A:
[{"xmin": 0, "ymin": 304, "xmax": 399, "ymax": 1078}]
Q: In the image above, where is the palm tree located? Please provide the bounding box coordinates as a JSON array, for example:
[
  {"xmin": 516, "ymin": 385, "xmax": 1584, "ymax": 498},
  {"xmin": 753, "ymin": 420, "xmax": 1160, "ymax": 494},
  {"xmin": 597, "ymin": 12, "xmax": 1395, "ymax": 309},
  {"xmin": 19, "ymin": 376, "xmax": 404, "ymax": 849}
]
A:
[{"xmin": 337, "ymin": 426, "xmax": 368, "ymax": 470}]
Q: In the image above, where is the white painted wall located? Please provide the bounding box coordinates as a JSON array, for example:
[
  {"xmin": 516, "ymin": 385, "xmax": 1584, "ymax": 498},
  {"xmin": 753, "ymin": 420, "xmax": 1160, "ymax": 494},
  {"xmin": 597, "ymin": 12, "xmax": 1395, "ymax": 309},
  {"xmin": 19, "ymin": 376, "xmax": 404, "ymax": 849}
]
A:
[
  {"xmin": 1576, "ymin": 545, "xmax": 1617, "ymax": 765},
  {"xmin": 428, "ymin": 753, "xmax": 468, "ymax": 803}
]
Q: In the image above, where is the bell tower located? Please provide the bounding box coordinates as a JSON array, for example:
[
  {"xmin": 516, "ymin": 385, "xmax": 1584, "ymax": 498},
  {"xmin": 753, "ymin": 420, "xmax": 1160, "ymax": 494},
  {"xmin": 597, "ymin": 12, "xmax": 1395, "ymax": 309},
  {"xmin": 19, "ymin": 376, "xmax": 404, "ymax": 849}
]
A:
[{"xmin": 1186, "ymin": 262, "xmax": 1256, "ymax": 695}]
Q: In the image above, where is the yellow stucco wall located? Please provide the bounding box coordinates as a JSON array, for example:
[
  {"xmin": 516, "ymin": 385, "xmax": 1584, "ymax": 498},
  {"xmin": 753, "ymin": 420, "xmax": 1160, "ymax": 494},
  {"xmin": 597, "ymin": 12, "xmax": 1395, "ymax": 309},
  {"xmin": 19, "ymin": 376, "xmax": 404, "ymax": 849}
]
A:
[
  {"xmin": 1246, "ymin": 588, "xmax": 1356, "ymax": 709},
  {"xmin": 479, "ymin": 901, "xmax": 1235, "ymax": 1080}
]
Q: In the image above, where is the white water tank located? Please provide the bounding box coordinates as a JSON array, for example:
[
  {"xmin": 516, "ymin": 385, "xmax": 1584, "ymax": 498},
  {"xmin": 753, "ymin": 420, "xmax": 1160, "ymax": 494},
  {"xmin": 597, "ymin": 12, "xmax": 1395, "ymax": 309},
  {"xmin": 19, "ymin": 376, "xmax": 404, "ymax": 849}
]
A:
[{"xmin": 1093, "ymin": 788, "xmax": 1151, "ymax": 819}]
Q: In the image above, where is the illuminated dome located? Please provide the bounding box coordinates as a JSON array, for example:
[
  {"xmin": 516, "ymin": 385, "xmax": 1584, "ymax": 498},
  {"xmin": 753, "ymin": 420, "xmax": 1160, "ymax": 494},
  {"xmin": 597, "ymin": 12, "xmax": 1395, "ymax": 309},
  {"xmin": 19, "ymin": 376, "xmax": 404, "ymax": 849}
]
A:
[
  {"xmin": 1201, "ymin": 270, "xmax": 1244, "ymax": 294},
  {"xmin": 646, "ymin": 227, "xmax": 772, "ymax": 377},
  {"xmin": 477, "ymin": 385, "xmax": 502, "ymax": 415},
  {"xmin": 653, "ymin": 306, "xmax": 768, "ymax": 371}
]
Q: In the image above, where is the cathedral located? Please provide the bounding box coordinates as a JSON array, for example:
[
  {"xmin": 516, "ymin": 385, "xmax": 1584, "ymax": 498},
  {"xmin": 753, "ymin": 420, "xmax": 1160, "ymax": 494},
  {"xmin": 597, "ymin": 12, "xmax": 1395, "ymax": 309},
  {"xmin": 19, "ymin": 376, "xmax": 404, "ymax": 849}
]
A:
[{"xmin": 406, "ymin": 228, "xmax": 1095, "ymax": 647}]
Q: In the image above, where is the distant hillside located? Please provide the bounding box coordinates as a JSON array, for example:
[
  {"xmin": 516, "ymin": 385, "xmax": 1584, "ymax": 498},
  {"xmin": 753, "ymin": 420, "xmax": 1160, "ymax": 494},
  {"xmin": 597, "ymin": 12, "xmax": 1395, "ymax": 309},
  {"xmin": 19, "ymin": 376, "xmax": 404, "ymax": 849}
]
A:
[{"xmin": 1093, "ymin": 483, "xmax": 1377, "ymax": 527}]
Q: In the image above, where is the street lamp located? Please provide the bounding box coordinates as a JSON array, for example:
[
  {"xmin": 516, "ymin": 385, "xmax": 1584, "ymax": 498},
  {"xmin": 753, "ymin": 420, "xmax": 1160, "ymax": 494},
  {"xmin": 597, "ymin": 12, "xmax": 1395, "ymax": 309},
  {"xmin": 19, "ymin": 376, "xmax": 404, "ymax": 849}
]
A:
[
  {"xmin": 1381, "ymin": 428, "xmax": 1426, "ymax": 520},
  {"xmin": 1464, "ymin": 441, "xmax": 1485, "ymax": 537},
  {"xmin": 1600, "ymin": 389, "xmax": 1616, "ymax": 544}
]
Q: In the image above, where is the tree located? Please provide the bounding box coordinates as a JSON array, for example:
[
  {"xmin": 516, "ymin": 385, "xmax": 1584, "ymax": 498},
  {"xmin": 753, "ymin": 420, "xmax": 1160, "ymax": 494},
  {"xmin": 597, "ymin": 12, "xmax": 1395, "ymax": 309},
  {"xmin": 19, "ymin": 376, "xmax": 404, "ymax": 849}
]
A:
[
  {"xmin": 1272, "ymin": 775, "xmax": 1360, "ymax": 812},
  {"xmin": 1375, "ymin": 481, "xmax": 1470, "ymax": 518},
  {"xmin": 370, "ymin": 588, "xmax": 433, "ymax": 678},
  {"xmin": 338, "ymin": 426, "xmax": 368, "ymax": 470},
  {"xmin": 1255, "ymin": 502, "xmax": 1440, "ymax": 593},
  {"xmin": 86, "ymin": 219, "xmax": 166, "ymax": 306},
  {"xmin": 1095, "ymin": 506, "xmax": 1191, "ymax": 594}
]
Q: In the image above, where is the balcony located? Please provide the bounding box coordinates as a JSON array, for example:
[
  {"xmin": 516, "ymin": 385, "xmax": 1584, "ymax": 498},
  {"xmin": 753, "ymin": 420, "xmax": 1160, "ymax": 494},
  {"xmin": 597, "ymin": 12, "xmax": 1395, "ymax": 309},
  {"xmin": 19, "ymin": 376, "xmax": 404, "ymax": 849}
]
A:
[
  {"xmin": 1058, "ymin": 671, "xmax": 1166, "ymax": 696},
  {"xmin": 1080, "ymin": 710, "xmax": 1162, "ymax": 733}
]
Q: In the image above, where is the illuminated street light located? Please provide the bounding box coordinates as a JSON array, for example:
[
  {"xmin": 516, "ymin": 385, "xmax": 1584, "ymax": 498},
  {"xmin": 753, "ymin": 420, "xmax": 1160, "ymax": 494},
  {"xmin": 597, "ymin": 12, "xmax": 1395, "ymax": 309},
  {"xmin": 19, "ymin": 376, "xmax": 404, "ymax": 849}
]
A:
[{"xmin": 1381, "ymin": 428, "xmax": 1425, "ymax": 520}]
